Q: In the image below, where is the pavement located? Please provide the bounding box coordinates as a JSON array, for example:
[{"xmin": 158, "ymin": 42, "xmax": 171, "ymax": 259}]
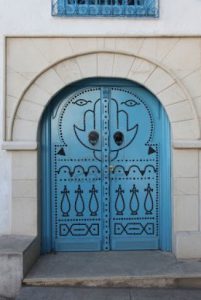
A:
[{"xmin": 15, "ymin": 287, "xmax": 201, "ymax": 300}]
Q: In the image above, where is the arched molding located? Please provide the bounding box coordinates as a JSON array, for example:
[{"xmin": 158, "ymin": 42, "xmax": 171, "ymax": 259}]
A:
[{"xmin": 8, "ymin": 50, "xmax": 200, "ymax": 142}]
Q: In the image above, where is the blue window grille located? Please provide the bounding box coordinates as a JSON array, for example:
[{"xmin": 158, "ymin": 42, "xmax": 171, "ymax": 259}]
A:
[{"xmin": 52, "ymin": 0, "xmax": 159, "ymax": 17}]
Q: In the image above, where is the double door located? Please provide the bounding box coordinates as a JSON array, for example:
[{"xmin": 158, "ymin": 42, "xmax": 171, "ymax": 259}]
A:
[{"xmin": 48, "ymin": 82, "xmax": 169, "ymax": 251}]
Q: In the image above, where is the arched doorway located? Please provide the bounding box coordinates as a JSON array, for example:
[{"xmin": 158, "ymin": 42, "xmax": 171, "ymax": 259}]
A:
[{"xmin": 40, "ymin": 78, "xmax": 171, "ymax": 253}]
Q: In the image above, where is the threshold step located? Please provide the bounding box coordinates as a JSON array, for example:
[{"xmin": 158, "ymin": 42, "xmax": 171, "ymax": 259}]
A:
[
  {"xmin": 23, "ymin": 251, "xmax": 201, "ymax": 289},
  {"xmin": 23, "ymin": 275, "xmax": 201, "ymax": 289}
]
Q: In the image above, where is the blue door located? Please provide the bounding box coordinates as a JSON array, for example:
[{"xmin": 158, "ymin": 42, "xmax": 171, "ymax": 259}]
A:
[{"xmin": 41, "ymin": 79, "xmax": 171, "ymax": 252}]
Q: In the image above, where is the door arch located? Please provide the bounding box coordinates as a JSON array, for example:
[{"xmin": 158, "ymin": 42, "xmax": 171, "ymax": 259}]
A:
[{"xmin": 40, "ymin": 78, "xmax": 171, "ymax": 253}]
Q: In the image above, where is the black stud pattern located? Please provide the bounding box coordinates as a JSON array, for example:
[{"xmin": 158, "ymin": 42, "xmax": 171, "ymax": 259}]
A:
[
  {"xmin": 102, "ymin": 88, "xmax": 110, "ymax": 251},
  {"xmin": 51, "ymin": 85, "xmax": 162, "ymax": 251}
]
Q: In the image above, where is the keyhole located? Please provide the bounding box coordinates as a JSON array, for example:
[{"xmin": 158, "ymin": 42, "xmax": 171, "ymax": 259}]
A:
[
  {"xmin": 88, "ymin": 131, "xmax": 99, "ymax": 146},
  {"xmin": 114, "ymin": 131, "xmax": 124, "ymax": 146}
]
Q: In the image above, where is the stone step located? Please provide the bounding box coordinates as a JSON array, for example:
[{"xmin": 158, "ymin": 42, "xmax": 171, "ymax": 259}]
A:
[
  {"xmin": 23, "ymin": 251, "xmax": 201, "ymax": 289},
  {"xmin": 23, "ymin": 275, "xmax": 201, "ymax": 289}
]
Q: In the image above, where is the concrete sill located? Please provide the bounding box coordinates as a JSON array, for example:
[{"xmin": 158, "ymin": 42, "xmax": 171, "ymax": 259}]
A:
[{"xmin": 1, "ymin": 142, "xmax": 37, "ymax": 151}]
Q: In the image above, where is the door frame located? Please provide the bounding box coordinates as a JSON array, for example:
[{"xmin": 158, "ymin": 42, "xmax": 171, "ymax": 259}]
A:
[{"xmin": 39, "ymin": 77, "xmax": 172, "ymax": 253}]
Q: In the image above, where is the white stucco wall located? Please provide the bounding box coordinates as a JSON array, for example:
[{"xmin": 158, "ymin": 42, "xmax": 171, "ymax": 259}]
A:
[
  {"xmin": 1, "ymin": 0, "xmax": 201, "ymax": 234},
  {"xmin": 1, "ymin": 0, "xmax": 201, "ymax": 36}
]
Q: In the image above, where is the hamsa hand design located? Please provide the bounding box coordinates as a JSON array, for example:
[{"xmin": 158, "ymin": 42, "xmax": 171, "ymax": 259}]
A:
[{"xmin": 74, "ymin": 98, "xmax": 138, "ymax": 160}]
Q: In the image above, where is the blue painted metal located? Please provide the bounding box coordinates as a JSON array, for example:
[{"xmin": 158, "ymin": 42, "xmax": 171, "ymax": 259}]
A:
[
  {"xmin": 159, "ymin": 107, "xmax": 172, "ymax": 252},
  {"xmin": 109, "ymin": 87, "xmax": 167, "ymax": 250},
  {"xmin": 52, "ymin": 0, "xmax": 159, "ymax": 17},
  {"xmin": 40, "ymin": 106, "xmax": 52, "ymax": 253},
  {"xmin": 40, "ymin": 78, "xmax": 171, "ymax": 253}
]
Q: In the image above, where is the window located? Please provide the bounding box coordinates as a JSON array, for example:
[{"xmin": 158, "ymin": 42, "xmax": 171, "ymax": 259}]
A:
[{"xmin": 52, "ymin": 0, "xmax": 159, "ymax": 17}]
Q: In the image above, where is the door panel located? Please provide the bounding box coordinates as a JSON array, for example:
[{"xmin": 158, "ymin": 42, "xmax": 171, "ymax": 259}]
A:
[
  {"xmin": 47, "ymin": 82, "xmax": 170, "ymax": 252},
  {"xmin": 109, "ymin": 87, "xmax": 159, "ymax": 250},
  {"xmin": 52, "ymin": 88, "xmax": 103, "ymax": 251}
]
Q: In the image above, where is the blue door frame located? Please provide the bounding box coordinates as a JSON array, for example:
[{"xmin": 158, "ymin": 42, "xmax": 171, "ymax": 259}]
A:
[{"xmin": 40, "ymin": 78, "xmax": 171, "ymax": 253}]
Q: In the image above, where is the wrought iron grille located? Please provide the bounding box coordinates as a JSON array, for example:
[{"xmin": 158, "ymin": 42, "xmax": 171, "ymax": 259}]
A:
[{"xmin": 52, "ymin": 0, "xmax": 159, "ymax": 17}]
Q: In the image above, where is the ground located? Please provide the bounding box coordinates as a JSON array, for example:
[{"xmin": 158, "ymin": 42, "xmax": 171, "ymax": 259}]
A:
[{"xmin": 15, "ymin": 287, "xmax": 201, "ymax": 300}]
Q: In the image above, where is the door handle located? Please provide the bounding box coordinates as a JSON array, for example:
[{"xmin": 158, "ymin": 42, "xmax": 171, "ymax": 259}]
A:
[{"xmin": 109, "ymin": 165, "xmax": 114, "ymax": 172}]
